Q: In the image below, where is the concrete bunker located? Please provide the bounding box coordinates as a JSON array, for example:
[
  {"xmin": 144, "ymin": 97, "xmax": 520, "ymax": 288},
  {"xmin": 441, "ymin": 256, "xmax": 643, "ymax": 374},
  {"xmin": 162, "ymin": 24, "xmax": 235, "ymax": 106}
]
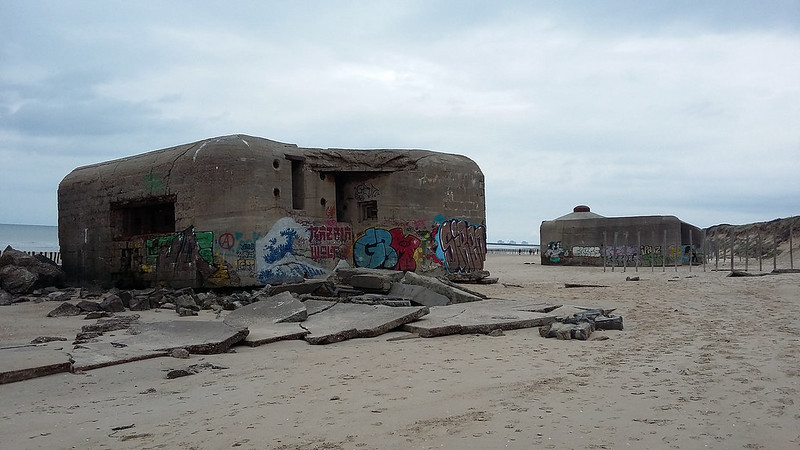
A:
[
  {"xmin": 58, "ymin": 135, "xmax": 487, "ymax": 288},
  {"xmin": 540, "ymin": 205, "xmax": 704, "ymax": 266}
]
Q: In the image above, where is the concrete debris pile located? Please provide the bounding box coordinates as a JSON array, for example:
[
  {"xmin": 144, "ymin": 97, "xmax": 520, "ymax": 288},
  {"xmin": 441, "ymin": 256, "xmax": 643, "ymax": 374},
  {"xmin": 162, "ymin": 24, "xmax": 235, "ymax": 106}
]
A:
[
  {"xmin": 0, "ymin": 258, "xmax": 610, "ymax": 384},
  {"xmin": 0, "ymin": 247, "xmax": 66, "ymax": 298},
  {"xmin": 538, "ymin": 308, "xmax": 623, "ymax": 341},
  {"xmin": 3, "ymin": 259, "xmax": 490, "ymax": 317}
]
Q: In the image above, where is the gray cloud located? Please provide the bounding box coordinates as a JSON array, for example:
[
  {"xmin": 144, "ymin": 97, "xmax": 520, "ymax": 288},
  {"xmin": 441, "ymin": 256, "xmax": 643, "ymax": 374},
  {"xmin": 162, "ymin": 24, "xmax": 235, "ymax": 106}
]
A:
[{"xmin": 1, "ymin": 1, "xmax": 798, "ymax": 240}]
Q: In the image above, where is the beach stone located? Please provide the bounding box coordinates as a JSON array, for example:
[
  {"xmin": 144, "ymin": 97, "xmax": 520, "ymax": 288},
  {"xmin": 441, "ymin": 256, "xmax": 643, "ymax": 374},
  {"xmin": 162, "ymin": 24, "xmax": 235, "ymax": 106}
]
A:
[
  {"xmin": 0, "ymin": 288, "xmax": 15, "ymax": 306},
  {"xmin": 128, "ymin": 296, "xmax": 151, "ymax": 311},
  {"xmin": 170, "ymin": 348, "xmax": 190, "ymax": 359},
  {"xmin": 47, "ymin": 302, "xmax": 82, "ymax": 317},
  {"xmin": 174, "ymin": 294, "xmax": 199, "ymax": 311},
  {"xmin": 166, "ymin": 369, "xmax": 193, "ymax": 379},
  {"xmin": 76, "ymin": 300, "xmax": 103, "ymax": 312},
  {"xmin": 177, "ymin": 307, "xmax": 198, "ymax": 317},
  {"xmin": 84, "ymin": 311, "xmax": 111, "ymax": 319},
  {"xmin": 117, "ymin": 291, "xmax": 133, "ymax": 308},
  {"xmin": 0, "ymin": 247, "xmax": 66, "ymax": 290},
  {"xmin": 0, "ymin": 266, "xmax": 37, "ymax": 294},
  {"xmin": 100, "ymin": 294, "xmax": 126, "ymax": 312},
  {"xmin": 47, "ymin": 291, "xmax": 72, "ymax": 302}
]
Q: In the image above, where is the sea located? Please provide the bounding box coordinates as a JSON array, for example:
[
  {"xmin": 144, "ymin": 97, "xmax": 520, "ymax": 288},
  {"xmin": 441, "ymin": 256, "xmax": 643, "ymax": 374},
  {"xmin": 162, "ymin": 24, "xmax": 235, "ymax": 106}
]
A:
[{"xmin": 0, "ymin": 223, "xmax": 60, "ymax": 253}]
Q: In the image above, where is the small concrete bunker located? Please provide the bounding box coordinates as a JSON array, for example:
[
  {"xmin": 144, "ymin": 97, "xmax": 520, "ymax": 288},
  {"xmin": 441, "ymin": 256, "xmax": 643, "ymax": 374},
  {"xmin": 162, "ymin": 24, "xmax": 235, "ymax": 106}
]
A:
[
  {"xmin": 540, "ymin": 205, "xmax": 704, "ymax": 266},
  {"xmin": 58, "ymin": 135, "xmax": 487, "ymax": 288}
]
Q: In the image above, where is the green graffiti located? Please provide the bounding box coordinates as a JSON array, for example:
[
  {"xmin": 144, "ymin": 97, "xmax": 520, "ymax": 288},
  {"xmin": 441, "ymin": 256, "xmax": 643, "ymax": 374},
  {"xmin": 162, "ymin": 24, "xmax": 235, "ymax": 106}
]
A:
[
  {"xmin": 195, "ymin": 231, "xmax": 214, "ymax": 265},
  {"xmin": 145, "ymin": 230, "xmax": 215, "ymax": 266},
  {"xmin": 143, "ymin": 173, "xmax": 164, "ymax": 194}
]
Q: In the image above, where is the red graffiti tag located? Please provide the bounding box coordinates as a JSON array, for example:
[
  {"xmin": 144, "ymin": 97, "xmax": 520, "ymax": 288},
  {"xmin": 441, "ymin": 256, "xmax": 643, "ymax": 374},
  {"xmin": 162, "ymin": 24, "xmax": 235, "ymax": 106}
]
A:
[{"xmin": 218, "ymin": 232, "xmax": 235, "ymax": 250}]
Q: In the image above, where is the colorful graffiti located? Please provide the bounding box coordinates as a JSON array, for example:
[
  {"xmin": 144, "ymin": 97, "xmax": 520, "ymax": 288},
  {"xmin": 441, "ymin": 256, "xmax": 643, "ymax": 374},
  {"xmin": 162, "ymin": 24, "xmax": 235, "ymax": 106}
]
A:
[
  {"xmin": 256, "ymin": 217, "xmax": 325, "ymax": 284},
  {"xmin": 603, "ymin": 245, "xmax": 638, "ymax": 265},
  {"xmin": 140, "ymin": 226, "xmax": 241, "ymax": 286},
  {"xmin": 309, "ymin": 224, "xmax": 353, "ymax": 260},
  {"xmin": 353, "ymin": 227, "xmax": 422, "ymax": 271},
  {"xmin": 435, "ymin": 219, "xmax": 486, "ymax": 273},
  {"xmin": 215, "ymin": 231, "xmax": 262, "ymax": 278},
  {"xmin": 640, "ymin": 245, "xmax": 664, "ymax": 265},
  {"xmin": 145, "ymin": 227, "xmax": 214, "ymax": 267},
  {"xmin": 545, "ymin": 241, "xmax": 565, "ymax": 263}
]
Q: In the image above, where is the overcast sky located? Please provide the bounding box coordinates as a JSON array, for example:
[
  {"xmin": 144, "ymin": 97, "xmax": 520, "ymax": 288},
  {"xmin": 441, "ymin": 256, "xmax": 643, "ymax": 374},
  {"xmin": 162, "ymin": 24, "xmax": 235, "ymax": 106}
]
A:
[{"xmin": 2, "ymin": 1, "xmax": 799, "ymax": 243}]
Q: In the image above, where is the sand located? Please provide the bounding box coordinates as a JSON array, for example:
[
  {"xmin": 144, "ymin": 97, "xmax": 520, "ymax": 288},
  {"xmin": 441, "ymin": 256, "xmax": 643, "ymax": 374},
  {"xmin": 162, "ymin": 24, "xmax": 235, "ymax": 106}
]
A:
[{"xmin": 1, "ymin": 254, "xmax": 799, "ymax": 449}]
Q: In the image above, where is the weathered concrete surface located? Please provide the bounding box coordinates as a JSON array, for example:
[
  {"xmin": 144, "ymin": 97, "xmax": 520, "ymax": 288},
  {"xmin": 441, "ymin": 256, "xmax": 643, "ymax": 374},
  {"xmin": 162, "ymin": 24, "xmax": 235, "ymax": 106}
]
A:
[
  {"xmin": 70, "ymin": 321, "xmax": 248, "ymax": 370},
  {"xmin": 223, "ymin": 291, "xmax": 307, "ymax": 327},
  {"xmin": 400, "ymin": 271, "xmax": 483, "ymax": 304},
  {"xmin": 0, "ymin": 344, "xmax": 73, "ymax": 384},
  {"xmin": 70, "ymin": 345, "xmax": 167, "ymax": 372},
  {"xmin": 223, "ymin": 293, "xmax": 309, "ymax": 346},
  {"xmin": 302, "ymin": 303, "xmax": 429, "ymax": 345},
  {"xmin": 238, "ymin": 323, "xmax": 308, "ymax": 347},
  {"xmin": 388, "ymin": 283, "xmax": 449, "ymax": 307},
  {"xmin": 401, "ymin": 299, "xmax": 558, "ymax": 337}
]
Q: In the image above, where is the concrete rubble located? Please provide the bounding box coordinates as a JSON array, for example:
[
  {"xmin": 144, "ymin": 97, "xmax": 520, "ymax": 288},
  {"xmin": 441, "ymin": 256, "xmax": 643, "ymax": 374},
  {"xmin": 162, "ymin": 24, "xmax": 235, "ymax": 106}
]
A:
[{"xmin": 0, "ymin": 255, "xmax": 623, "ymax": 384}]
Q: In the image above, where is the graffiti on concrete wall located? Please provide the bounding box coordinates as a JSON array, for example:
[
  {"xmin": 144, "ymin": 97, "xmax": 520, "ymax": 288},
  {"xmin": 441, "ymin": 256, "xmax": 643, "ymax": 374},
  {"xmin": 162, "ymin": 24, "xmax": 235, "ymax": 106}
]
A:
[
  {"xmin": 435, "ymin": 218, "xmax": 486, "ymax": 273},
  {"xmin": 143, "ymin": 172, "xmax": 164, "ymax": 194},
  {"xmin": 140, "ymin": 226, "xmax": 240, "ymax": 286},
  {"xmin": 545, "ymin": 241, "xmax": 566, "ymax": 263},
  {"xmin": 256, "ymin": 217, "xmax": 325, "ymax": 285},
  {"xmin": 353, "ymin": 227, "xmax": 422, "ymax": 271},
  {"xmin": 354, "ymin": 183, "xmax": 380, "ymax": 201},
  {"xmin": 145, "ymin": 227, "xmax": 214, "ymax": 268},
  {"xmin": 309, "ymin": 224, "xmax": 353, "ymax": 260},
  {"xmin": 640, "ymin": 245, "xmax": 663, "ymax": 265},
  {"xmin": 603, "ymin": 245, "xmax": 639, "ymax": 265},
  {"xmin": 216, "ymin": 231, "xmax": 262, "ymax": 278},
  {"xmin": 572, "ymin": 246, "xmax": 601, "ymax": 258}
]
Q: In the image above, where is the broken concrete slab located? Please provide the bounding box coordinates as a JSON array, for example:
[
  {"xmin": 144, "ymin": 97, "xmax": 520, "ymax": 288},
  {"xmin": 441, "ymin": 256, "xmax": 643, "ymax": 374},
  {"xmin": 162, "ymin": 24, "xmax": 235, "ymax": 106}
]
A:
[
  {"xmin": 303, "ymin": 299, "xmax": 338, "ymax": 315},
  {"xmin": 348, "ymin": 294, "xmax": 412, "ymax": 307},
  {"xmin": 0, "ymin": 344, "xmax": 73, "ymax": 384},
  {"xmin": 222, "ymin": 292, "xmax": 310, "ymax": 346},
  {"xmin": 224, "ymin": 291, "xmax": 307, "ymax": 327},
  {"xmin": 347, "ymin": 273, "xmax": 393, "ymax": 293},
  {"xmin": 123, "ymin": 321, "xmax": 249, "ymax": 354},
  {"xmin": 388, "ymin": 282, "xmax": 449, "ymax": 307},
  {"xmin": 238, "ymin": 323, "xmax": 309, "ymax": 347},
  {"xmin": 401, "ymin": 299, "xmax": 557, "ymax": 338},
  {"xmin": 329, "ymin": 263, "xmax": 405, "ymax": 286},
  {"xmin": 268, "ymin": 279, "xmax": 335, "ymax": 297},
  {"xmin": 70, "ymin": 345, "xmax": 167, "ymax": 372},
  {"xmin": 400, "ymin": 271, "xmax": 483, "ymax": 304},
  {"xmin": 302, "ymin": 303, "xmax": 429, "ymax": 345},
  {"xmin": 70, "ymin": 321, "xmax": 249, "ymax": 371}
]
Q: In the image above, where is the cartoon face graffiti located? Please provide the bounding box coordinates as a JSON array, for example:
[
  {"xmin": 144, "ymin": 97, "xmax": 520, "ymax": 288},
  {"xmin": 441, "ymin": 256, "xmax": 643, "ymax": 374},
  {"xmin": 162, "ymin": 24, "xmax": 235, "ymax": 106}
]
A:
[{"xmin": 544, "ymin": 241, "xmax": 565, "ymax": 263}]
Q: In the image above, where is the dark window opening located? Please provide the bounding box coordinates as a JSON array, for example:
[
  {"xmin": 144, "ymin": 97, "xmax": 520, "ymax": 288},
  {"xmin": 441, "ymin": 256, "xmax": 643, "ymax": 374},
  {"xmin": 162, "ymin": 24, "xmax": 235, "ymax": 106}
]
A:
[
  {"xmin": 290, "ymin": 159, "xmax": 305, "ymax": 210},
  {"xmin": 111, "ymin": 196, "xmax": 176, "ymax": 238},
  {"xmin": 359, "ymin": 200, "xmax": 378, "ymax": 221}
]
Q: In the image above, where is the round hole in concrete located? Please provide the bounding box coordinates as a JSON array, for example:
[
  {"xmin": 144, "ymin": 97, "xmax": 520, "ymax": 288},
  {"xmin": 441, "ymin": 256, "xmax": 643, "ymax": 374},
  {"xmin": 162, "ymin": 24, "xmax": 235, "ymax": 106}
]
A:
[
  {"xmin": 320, "ymin": 197, "xmax": 327, "ymax": 206},
  {"xmin": 272, "ymin": 159, "xmax": 280, "ymax": 169},
  {"xmin": 273, "ymin": 188, "xmax": 280, "ymax": 197}
]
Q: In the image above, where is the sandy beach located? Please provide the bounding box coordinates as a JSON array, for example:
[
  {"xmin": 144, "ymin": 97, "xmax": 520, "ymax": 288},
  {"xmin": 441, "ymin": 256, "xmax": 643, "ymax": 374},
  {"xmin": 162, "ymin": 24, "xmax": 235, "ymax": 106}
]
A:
[{"xmin": 1, "ymin": 254, "xmax": 799, "ymax": 449}]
